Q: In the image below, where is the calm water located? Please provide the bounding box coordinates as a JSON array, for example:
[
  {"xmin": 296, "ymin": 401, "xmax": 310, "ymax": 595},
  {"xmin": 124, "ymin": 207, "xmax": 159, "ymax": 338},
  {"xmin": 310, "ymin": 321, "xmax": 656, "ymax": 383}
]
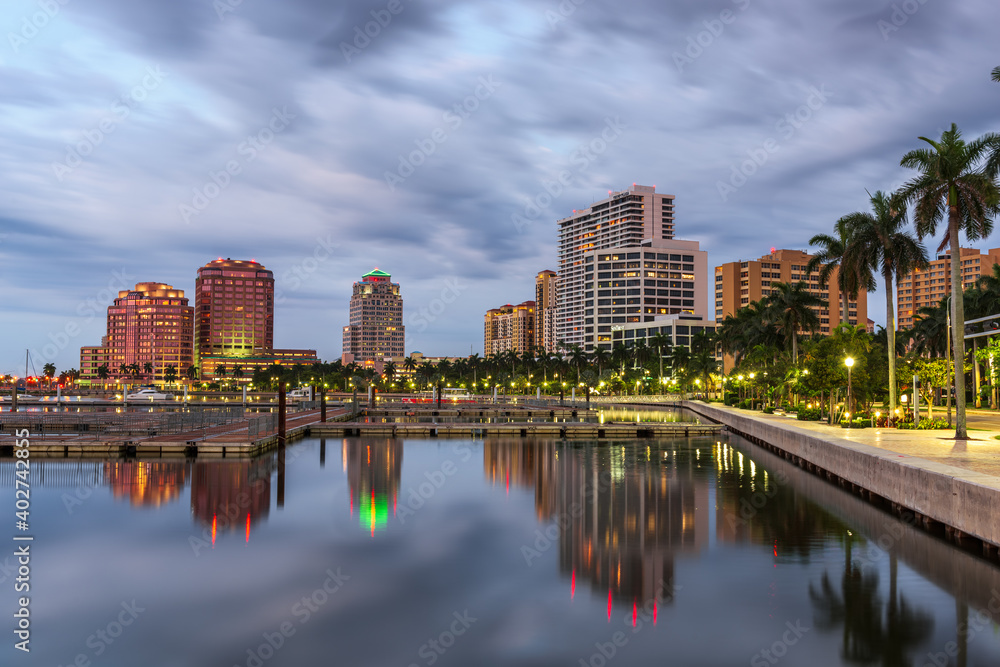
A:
[
  {"xmin": 360, "ymin": 406, "xmax": 701, "ymax": 424},
  {"xmin": 4, "ymin": 425, "xmax": 1000, "ymax": 666}
]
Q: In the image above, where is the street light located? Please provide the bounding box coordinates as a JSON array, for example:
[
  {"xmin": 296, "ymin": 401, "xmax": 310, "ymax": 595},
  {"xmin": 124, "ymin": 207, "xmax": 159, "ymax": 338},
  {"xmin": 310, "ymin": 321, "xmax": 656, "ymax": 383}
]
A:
[{"xmin": 845, "ymin": 357, "xmax": 855, "ymax": 418}]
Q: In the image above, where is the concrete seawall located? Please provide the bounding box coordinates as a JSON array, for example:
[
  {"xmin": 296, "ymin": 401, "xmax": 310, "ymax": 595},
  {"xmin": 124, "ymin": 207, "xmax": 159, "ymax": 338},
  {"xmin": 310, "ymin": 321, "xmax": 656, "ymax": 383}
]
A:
[{"xmin": 682, "ymin": 401, "xmax": 1000, "ymax": 553}]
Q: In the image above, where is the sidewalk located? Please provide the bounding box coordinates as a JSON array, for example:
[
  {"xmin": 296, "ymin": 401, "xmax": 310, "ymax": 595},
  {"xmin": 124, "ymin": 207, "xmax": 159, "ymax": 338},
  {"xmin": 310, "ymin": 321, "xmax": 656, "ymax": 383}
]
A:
[{"xmin": 718, "ymin": 405, "xmax": 1000, "ymax": 478}]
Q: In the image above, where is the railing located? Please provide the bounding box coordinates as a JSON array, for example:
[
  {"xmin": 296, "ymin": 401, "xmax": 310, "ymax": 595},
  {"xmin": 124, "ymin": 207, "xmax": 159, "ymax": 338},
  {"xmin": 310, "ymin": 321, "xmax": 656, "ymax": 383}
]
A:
[{"xmin": 0, "ymin": 407, "xmax": 246, "ymax": 441}]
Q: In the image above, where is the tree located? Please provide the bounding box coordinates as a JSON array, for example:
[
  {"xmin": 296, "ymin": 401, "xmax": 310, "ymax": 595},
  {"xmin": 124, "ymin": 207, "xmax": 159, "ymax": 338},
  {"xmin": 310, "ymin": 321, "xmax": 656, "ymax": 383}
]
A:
[
  {"xmin": 163, "ymin": 365, "xmax": 178, "ymax": 385},
  {"xmin": 765, "ymin": 281, "xmax": 827, "ymax": 363},
  {"xmin": 842, "ymin": 190, "xmax": 928, "ymax": 411},
  {"xmin": 899, "ymin": 123, "xmax": 1000, "ymax": 438},
  {"xmin": 186, "ymin": 364, "xmax": 198, "ymax": 381},
  {"xmin": 807, "ymin": 217, "xmax": 862, "ymax": 324},
  {"xmin": 993, "ymin": 66, "xmax": 1000, "ymax": 83},
  {"xmin": 43, "ymin": 363, "xmax": 56, "ymax": 386},
  {"xmin": 143, "ymin": 362, "xmax": 154, "ymax": 376},
  {"xmin": 649, "ymin": 332, "xmax": 671, "ymax": 386},
  {"xmin": 232, "ymin": 364, "xmax": 244, "ymax": 380},
  {"xmin": 97, "ymin": 364, "xmax": 110, "ymax": 381}
]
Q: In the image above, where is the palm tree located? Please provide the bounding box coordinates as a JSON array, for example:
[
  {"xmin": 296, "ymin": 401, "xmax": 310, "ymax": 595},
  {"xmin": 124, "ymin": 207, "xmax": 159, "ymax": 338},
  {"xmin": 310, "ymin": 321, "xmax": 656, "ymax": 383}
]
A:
[
  {"xmin": 993, "ymin": 66, "xmax": 1000, "ymax": 83},
  {"xmin": 842, "ymin": 190, "xmax": 928, "ymax": 411},
  {"xmin": 589, "ymin": 347, "xmax": 609, "ymax": 376},
  {"xmin": 163, "ymin": 365, "xmax": 177, "ymax": 385},
  {"xmin": 383, "ymin": 360, "xmax": 397, "ymax": 386},
  {"xmin": 42, "ymin": 363, "xmax": 56, "ymax": 387},
  {"xmin": 568, "ymin": 345, "xmax": 588, "ymax": 384},
  {"xmin": 765, "ymin": 281, "xmax": 827, "ymax": 363},
  {"xmin": 143, "ymin": 362, "xmax": 154, "ymax": 377},
  {"xmin": 232, "ymin": 364, "xmax": 244, "ymax": 380},
  {"xmin": 899, "ymin": 123, "xmax": 1000, "ymax": 438},
  {"xmin": 185, "ymin": 364, "xmax": 198, "ymax": 381},
  {"xmin": 649, "ymin": 332, "xmax": 672, "ymax": 386},
  {"xmin": 807, "ymin": 218, "xmax": 855, "ymax": 324},
  {"xmin": 611, "ymin": 342, "xmax": 630, "ymax": 375}
]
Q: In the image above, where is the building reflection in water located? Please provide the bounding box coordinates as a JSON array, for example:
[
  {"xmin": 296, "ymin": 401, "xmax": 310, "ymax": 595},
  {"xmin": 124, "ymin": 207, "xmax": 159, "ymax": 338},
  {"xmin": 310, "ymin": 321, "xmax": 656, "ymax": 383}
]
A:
[
  {"xmin": 190, "ymin": 457, "xmax": 274, "ymax": 545},
  {"xmin": 485, "ymin": 440, "xmax": 714, "ymax": 614},
  {"xmin": 104, "ymin": 461, "xmax": 189, "ymax": 507},
  {"xmin": 344, "ymin": 440, "xmax": 402, "ymax": 536}
]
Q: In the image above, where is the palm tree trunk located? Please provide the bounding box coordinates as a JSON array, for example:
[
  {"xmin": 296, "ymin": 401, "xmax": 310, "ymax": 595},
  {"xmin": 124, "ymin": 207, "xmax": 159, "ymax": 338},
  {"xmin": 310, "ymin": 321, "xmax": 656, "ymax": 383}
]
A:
[
  {"xmin": 885, "ymin": 273, "xmax": 897, "ymax": 412},
  {"xmin": 949, "ymin": 215, "xmax": 968, "ymax": 438},
  {"xmin": 974, "ymin": 339, "xmax": 981, "ymax": 408},
  {"xmin": 842, "ymin": 292, "xmax": 849, "ymax": 326}
]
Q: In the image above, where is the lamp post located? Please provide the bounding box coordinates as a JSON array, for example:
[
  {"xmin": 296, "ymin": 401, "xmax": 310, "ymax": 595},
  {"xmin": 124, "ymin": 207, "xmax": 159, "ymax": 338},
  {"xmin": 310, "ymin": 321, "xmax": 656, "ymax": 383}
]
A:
[{"xmin": 845, "ymin": 357, "xmax": 855, "ymax": 419}]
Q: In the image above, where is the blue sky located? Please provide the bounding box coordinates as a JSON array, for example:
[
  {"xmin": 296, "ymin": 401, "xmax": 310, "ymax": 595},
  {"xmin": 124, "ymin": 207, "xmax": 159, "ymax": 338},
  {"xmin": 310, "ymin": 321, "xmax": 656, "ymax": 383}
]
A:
[{"xmin": 1, "ymin": 0, "xmax": 998, "ymax": 375}]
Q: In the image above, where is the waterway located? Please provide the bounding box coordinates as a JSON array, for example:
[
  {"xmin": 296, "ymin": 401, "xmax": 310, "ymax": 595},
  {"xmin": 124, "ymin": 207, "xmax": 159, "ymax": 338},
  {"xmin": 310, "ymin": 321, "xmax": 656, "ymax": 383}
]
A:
[{"xmin": 3, "ymin": 421, "xmax": 999, "ymax": 666}]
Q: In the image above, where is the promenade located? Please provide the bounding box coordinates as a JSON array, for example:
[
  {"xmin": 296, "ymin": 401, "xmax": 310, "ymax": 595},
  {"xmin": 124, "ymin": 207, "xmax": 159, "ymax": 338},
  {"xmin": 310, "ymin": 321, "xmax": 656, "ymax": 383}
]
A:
[{"xmin": 680, "ymin": 400, "xmax": 1000, "ymax": 554}]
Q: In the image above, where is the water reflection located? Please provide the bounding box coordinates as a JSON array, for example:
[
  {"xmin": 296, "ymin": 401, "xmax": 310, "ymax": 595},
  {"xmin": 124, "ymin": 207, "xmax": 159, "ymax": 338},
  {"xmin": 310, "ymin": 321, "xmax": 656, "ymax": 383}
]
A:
[
  {"xmin": 105, "ymin": 461, "xmax": 188, "ymax": 507},
  {"xmin": 4, "ymin": 426, "xmax": 1000, "ymax": 666},
  {"xmin": 344, "ymin": 440, "xmax": 402, "ymax": 535},
  {"xmin": 190, "ymin": 458, "xmax": 273, "ymax": 542}
]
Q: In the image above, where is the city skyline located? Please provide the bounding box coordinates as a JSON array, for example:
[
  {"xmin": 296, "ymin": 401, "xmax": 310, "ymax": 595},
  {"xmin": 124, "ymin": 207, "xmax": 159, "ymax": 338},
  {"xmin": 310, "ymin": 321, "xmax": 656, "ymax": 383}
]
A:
[{"xmin": 2, "ymin": 0, "xmax": 1000, "ymax": 375}]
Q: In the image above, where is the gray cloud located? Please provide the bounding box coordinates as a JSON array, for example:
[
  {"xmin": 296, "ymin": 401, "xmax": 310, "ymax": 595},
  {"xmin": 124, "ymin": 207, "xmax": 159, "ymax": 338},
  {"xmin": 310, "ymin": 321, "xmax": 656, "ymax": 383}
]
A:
[{"xmin": 1, "ymin": 0, "xmax": 999, "ymax": 371}]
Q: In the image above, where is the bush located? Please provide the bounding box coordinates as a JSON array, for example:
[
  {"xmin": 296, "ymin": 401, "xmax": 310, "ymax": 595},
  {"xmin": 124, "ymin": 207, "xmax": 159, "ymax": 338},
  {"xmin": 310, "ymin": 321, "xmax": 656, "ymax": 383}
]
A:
[
  {"xmin": 897, "ymin": 418, "xmax": 949, "ymax": 430},
  {"xmin": 762, "ymin": 406, "xmax": 774, "ymax": 414},
  {"xmin": 840, "ymin": 417, "xmax": 868, "ymax": 429},
  {"xmin": 796, "ymin": 407, "xmax": 822, "ymax": 421}
]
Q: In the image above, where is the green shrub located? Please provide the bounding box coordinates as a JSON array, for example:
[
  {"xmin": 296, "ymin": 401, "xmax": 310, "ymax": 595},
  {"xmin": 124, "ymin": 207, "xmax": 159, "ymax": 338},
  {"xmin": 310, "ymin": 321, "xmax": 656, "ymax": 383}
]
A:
[
  {"xmin": 762, "ymin": 406, "xmax": 774, "ymax": 414},
  {"xmin": 840, "ymin": 417, "xmax": 868, "ymax": 429},
  {"xmin": 796, "ymin": 407, "xmax": 822, "ymax": 421}
]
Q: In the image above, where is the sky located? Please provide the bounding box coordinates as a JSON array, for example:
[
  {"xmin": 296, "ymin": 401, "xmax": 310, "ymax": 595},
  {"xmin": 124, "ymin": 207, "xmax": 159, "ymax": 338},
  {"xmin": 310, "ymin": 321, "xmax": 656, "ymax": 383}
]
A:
[{"xmin": 1, "ymin": 0, "xmax": 998, "ymax": 375}]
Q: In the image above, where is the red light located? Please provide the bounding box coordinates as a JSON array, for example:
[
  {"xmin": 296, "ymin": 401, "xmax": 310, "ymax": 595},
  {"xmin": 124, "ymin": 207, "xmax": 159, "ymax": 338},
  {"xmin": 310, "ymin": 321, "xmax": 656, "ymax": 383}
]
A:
[
  {"xmin": 653, "ymin": 599, "xmax": 657, "ymax": 625},
  {"xmin": 211, "ymin": 514, "xmax": 217, "ymax": 548},
  {"xmin": 571, "ymin": 570, "xmax": 576, "ymax": 599},
  {"xmin": 246, "ymin": 513, "xmax": 250, "ymax": 543},
  {"xmin": 607, "ymin": 589, "xmax": 612, "ymax": 622},
  {"xmin": 632, "ymin": 600, "xmax": 637, "ymax": 627},
  {"xmin": 770, "ymin": 247, "xmax": 776, "ymax": 253}
]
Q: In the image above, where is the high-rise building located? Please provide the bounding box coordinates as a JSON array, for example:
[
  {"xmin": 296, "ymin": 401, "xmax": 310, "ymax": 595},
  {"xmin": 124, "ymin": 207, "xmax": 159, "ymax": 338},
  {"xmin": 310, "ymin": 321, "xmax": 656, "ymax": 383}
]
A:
[
  {"xmin": 484, "ymin": 301, "xmax": 535, "ymax": 356},
  {"xmin": 79, "ymin": 282, "xmax": 194, "ymax": 383},
  {"xmin": 194, "ymin": 258, "xmax": 275, "ymax": 368},
  {"xmin": 194, "ymin": 258, "xmax": 317, "ymax": 381},
  {"xmin": 535, "ymin": 270, "xmax": 558, "ymax": 354},
  {"xmin": 714, "ymin": 249, "xmax": 868, "ymax": 369},
  {"xmin": 897, "ymin": 247, "xmax": 1000, "ymax": 329},
  {"xmin": 342, "ymin": 268, "xmax": 405, "ymax": 367},
  {"xmin": 556, "ymin": 185, "xmax": 708, "ymax": 352}
]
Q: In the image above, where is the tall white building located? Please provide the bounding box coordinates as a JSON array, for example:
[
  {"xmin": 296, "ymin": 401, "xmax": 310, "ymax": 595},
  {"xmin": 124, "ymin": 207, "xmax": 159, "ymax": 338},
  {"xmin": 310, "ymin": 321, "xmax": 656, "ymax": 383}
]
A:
[{"xmin": 555, "ymin": 185, "xmax": 708, "ymax": 352}]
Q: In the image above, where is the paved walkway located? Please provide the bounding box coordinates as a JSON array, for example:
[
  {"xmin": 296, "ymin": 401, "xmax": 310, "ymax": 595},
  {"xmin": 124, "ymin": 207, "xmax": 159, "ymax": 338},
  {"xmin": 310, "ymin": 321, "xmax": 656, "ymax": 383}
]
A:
[{"xmin": 720, "ymin": 405, "xmax": 1000, "ymax": 478}]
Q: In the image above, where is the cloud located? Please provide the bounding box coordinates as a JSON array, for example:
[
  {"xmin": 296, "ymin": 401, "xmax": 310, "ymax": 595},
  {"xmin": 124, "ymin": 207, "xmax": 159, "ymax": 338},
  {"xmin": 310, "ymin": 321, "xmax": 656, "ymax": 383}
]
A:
[{"xmin": 2, "ymin": 0, "xmax": 999, "ymax": 371}]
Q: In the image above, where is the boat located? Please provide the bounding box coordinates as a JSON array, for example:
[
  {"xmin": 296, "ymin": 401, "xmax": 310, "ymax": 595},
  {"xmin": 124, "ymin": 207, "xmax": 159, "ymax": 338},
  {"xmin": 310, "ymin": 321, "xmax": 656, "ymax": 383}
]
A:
[{"xmin": 126, "ymin": 388, "xmax": 170, "ymax": 400}]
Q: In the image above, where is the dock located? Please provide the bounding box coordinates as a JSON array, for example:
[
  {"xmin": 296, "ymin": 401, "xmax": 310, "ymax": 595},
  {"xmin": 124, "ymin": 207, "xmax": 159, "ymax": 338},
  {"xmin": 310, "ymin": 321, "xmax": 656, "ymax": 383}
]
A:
[{"xmin": 0, "ymin": 402, "xmax": 719, "ymax": 458}]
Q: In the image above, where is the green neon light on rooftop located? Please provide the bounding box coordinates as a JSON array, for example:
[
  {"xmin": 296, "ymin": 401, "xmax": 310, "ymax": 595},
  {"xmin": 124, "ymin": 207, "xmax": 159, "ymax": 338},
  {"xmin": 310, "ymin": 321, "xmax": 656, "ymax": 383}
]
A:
[{"xmin": 362, "ymin": 268, "xmax": 391, "ymax": 278}]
